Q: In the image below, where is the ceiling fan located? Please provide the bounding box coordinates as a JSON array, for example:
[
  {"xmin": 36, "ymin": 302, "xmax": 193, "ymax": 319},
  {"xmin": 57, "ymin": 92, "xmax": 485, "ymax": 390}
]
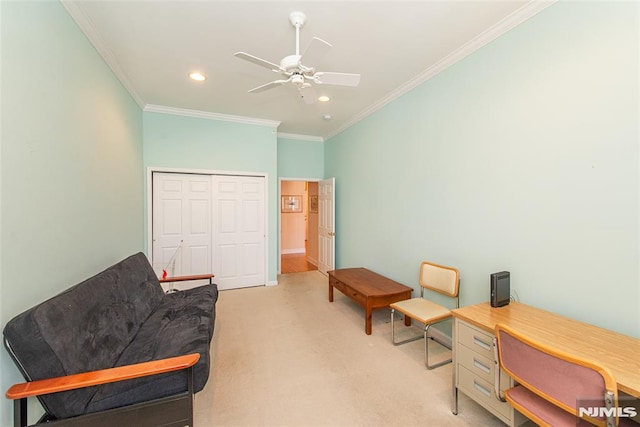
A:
[{"xmin": 234, "ymin": 11, "xmax": 361, "ymax": 104}]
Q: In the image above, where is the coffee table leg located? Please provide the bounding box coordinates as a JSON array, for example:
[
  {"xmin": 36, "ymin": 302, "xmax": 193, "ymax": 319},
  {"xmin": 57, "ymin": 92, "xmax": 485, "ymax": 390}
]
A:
[
  {"xmin": 365, "ymin": 301, "xmax": 372, "ymax": 335},
  {"xmin": 404, "ymin": 315, "xmax": 411, "ymax": 326},
  {"xmin": 329, "ymin": 284, "xmax": 334, "ymax": 302}
]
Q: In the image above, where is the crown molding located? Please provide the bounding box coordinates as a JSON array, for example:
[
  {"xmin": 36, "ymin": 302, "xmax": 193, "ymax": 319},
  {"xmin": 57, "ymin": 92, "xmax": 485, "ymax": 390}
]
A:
[
  {"xmin": 144, "ymin": 104, "xmax": 281, "ymax": 128},
  {"xmin": 277, "ymin": 133, "xmax": 324, "ymax": 143},
  {"xmin": 325, "ymin": 0, "xmax": 558, "ymax": 141},
  {"xmin": 61, "ymin": 1, "xmax": 145, "ymax": 108}
]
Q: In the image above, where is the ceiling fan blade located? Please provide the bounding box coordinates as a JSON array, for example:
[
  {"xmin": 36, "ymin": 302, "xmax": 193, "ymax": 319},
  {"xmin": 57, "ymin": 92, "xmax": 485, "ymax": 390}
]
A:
[
  {"xmin": 300, "ymin": 37, "xmax": 332, "ymax": 69},
  {"xmin": 298, "ymin": 84, "xmax": 317, "ymax": 104},
  {"xmin": 313, "ymin": 72, "xmax": 361, "ymax": 87},
  {"xmin": 248, "ymin": 79, "xmax": 289, "ymax": 93},
  {"xmin": 234, "ymin": 52, "xmax": 283, "ymax": 72}
]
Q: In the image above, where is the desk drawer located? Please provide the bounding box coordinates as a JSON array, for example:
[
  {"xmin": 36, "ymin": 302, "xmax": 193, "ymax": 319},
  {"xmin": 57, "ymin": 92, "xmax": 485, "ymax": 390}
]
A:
[
  {"xmin": 457, "ymin": 341, "xmax": 494, "ymax": 384},
  {"xmin": 457, "ymin": 321, "xmax": 494, "ymax": 360},
  {"xmin": 458, "ymin": 365, "xmax": 511, "ymax": 420}
]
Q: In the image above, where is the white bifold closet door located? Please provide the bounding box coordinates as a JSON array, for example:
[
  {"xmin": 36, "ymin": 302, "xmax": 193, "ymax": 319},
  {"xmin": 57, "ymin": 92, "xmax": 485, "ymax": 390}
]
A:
[
  {"xmin": 152, "ymin": 172, "xmax": 266, "ymax": 290},
  {"xmin": 152, "ymin": 173, "xmax": 212, "ymax": 278},
  {"xmin": 212, "ymin": 175, "xmax": 265, "ymax": 290}
]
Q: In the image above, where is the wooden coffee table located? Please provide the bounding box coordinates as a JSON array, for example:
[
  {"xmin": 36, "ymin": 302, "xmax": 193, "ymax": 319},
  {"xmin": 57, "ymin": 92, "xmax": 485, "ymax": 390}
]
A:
[{"xmin": 328, "ymin": 268, "xmax": 413, "ymax": 335}]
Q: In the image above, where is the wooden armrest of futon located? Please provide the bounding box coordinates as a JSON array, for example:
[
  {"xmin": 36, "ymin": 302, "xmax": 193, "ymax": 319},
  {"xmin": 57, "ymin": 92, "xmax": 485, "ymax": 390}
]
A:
[
  {"xmin": 6, "ymin": 353, "xmax": 200, "ymax": 399},
  {"xmin": 159, "ymin": 274, "xmax": 214, "ymax": 283}
]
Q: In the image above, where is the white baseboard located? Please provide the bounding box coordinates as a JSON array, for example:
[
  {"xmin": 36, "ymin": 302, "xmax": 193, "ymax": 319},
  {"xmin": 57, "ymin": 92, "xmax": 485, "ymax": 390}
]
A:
[
  {"xmin": 281, "ymin": 248, "xmax": 305, "ymax": 255},
  {"xmin": 306, "ymin": 257, "xmax": 318, "ymax": 266}
]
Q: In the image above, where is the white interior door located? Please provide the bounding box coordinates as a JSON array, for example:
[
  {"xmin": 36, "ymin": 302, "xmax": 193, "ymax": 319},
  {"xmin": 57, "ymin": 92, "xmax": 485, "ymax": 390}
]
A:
[
  {"xmin": 318, "ymin": 177, "xmax": 335, "ymax": 275},
  {"xmin": 213, "ymin": 175, "xmax": 266, "ymax": 290},
  {"xmin": 152, "ymin": 173, "xmax": 212, "ymax": 278}
]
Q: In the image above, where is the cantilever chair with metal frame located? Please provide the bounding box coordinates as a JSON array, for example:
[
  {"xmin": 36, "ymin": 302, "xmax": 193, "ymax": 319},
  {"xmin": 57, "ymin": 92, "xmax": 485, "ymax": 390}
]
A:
[
  {"xmin": 390, "ymin": 261, "xmax": 460, "ymax": 369},
  {"xmin": 494, "ymin": 323, "xmax": 632, "ymax": 427}
]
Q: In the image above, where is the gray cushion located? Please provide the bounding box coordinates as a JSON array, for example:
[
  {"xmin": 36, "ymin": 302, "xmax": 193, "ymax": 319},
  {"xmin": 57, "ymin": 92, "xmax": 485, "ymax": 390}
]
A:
[
  {"xmin": 3, "ymin": 252, "xmax": 216, "ymax": 421},
  {"xmin": 86, "ymin": 285, "xmax": 218, "ymax": 414}
]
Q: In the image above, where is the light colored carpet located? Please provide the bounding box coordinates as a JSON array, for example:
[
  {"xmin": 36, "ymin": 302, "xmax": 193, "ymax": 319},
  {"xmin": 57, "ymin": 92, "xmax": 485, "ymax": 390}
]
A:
[{"xmin": 194, "ymin": 271, "xmax": 511, "ymax": 426}]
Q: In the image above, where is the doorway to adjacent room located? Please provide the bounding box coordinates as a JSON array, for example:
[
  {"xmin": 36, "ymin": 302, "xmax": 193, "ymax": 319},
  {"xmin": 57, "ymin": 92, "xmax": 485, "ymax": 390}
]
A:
[{"xmin": 280, "ymin": 180, "xmax": 318, "ymax": 274}]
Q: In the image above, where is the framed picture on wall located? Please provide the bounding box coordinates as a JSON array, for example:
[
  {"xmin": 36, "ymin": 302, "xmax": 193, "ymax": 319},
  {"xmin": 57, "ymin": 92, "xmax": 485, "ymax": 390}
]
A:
[
  {"xmin": 281, "ymin": 195, "xmax": 302, "ymax": 213},
  {"xmin": 309, "ymin": 195, "xmax": 318, "ymax": 213}
]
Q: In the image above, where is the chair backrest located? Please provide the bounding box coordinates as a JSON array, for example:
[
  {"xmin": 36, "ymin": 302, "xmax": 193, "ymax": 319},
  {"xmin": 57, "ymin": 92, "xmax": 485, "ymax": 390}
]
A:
[
  {"xmin": 419, "ymin": 261, "xmax": 459, "ymax": 298},
  {"xmin": 495, "ymin": 323, "xmax": 619, "ymax": 427}
]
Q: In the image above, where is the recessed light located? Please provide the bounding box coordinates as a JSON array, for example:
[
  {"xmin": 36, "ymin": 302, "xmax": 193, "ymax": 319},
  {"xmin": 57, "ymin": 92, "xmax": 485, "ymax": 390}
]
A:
[
  {"xmin": 323, "ymin": 114, "xmax": 332, "ymax": 121},
  {"xmin": 318, "ymin": 95, "xmax": 330, "ymax": 102},
  {"xmin": 189, "ymin": 71, "xmax": 207, "ymax": 81}
]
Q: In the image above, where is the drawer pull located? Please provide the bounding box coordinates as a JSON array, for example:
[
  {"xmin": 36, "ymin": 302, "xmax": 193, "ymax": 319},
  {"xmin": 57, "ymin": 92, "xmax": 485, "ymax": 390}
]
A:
[
  {"xmin": 473, "ymin": 381, "xmax": 491, "ymax": 397},
  {"xmin": 473, "ymin": 336, "xmax": 491, "ymax": 351},
  {"xmin": 473, "ymin": 358, "xmax": 491, "ymax": 374}
]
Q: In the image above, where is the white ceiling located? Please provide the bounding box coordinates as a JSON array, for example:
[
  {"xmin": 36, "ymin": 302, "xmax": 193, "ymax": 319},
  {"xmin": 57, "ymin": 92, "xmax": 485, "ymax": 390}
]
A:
[{"xmin": 62, "ymin": 1, "xmax": 552, "ymax": 140}]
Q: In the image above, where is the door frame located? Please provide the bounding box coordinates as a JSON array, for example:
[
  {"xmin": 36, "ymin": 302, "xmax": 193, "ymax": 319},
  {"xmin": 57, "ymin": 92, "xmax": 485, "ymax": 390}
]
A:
[
  {"xmin": 147, "ymin": 167, "xmax": 270, "ymax": 284},
  {"xmin": 278, "ymin": 177, "xmax": 321, "ymax": 274}
]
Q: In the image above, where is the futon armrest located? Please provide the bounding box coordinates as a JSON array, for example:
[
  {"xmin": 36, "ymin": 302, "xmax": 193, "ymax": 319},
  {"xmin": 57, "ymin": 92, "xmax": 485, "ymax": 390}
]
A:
[
  {"xmin": 159, "ymin": 274, "xmax": 214, "ymax": 283},
  {"xmin": 6, "ymin": 353, "xmax": 200, "ymax": 400}
]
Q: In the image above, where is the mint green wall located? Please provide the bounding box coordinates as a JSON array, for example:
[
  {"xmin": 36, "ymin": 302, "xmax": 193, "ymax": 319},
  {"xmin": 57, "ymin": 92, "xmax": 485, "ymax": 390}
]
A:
[
  {"xmin": 143, "ymin": 112, "xmax": 279, "ymax": 283},
  {"xmin": 0, "ymin": 1, "xmax": 144, "ymax": 424},
  {"xmin": 325, "ymin": 1, "xmax": 639, "ymax": 338},
  {"xmin": 277, "ymin": 137, "xmax": 324, "ymax": 179}
]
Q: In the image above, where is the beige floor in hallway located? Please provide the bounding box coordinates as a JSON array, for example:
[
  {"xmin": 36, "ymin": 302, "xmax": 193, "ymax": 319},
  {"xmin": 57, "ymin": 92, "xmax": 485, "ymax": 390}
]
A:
[{"xmin": 194, "ymin": 270, "xmax": 512, "ymax": 426}]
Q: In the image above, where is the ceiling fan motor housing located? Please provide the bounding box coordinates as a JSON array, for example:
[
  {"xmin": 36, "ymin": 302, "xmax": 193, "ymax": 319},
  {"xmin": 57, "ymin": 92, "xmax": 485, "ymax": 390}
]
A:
[{"xmin": 280, "ymin": 55, "xmax": 302, "ymax": 72}]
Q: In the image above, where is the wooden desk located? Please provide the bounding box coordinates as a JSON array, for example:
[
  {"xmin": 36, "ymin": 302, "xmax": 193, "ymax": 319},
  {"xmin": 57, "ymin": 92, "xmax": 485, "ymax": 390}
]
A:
[
  {"xmin": 328, "ymin": 268, "xmax": 412, "ymax": 335},
  {"xmin": 451, "ymin": 302, "xmax": 640, "ymax": 425}
]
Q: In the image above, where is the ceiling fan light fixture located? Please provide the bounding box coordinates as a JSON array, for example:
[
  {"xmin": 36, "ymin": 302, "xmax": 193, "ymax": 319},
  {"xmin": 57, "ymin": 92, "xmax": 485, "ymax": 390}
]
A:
[
  {"xmin": 189, "ymin": 71, "xmax": 207, "ymax": 81},
  {"xmin": 318, "ymin": 95, "xmax": 330, "ymax": 102},
  {"xmin": 234, "ymin": 11, "xmax": 360, "ymax": 103}
]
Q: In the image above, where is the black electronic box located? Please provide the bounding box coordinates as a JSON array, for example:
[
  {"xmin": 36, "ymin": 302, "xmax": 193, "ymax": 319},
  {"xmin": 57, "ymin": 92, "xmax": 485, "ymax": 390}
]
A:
[{"xmin": 490, "ymin": 271, "xmax": 510, "ymax": 307}]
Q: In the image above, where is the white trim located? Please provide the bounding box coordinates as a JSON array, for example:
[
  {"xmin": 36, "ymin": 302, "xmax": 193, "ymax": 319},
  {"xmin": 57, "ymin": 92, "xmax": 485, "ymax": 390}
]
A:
[
  {"xmin": 279, "ymin": 177, "xmax": 322, "ymax": 183},
  {"xmin": 281, "ymin": 248, "xmax": 305, "ymax": 255},
  {"xmin": 277, "ymin": 133, "xmax": 324, "ymax": 143},
  {"xmin": 61, "ymin": 1, "xmax": 145, "ymax": 108},
  {"xmin": 147, "ymin": 167, "xmax": 270, "ymax": 286},
  {"xmin": 325, "ymin": 0, "xmax": 558, "ymax": 140},
  {"xmin": 144, "ymin": 104, "xmax": 281, "ymax": 128},
  {"xmin": 146, "ymin": 168, "xmax": 154, "ymax": 261},
  {"xmin": 148, "ymin": 166, "xmax": 267, "ymax": 178}
]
